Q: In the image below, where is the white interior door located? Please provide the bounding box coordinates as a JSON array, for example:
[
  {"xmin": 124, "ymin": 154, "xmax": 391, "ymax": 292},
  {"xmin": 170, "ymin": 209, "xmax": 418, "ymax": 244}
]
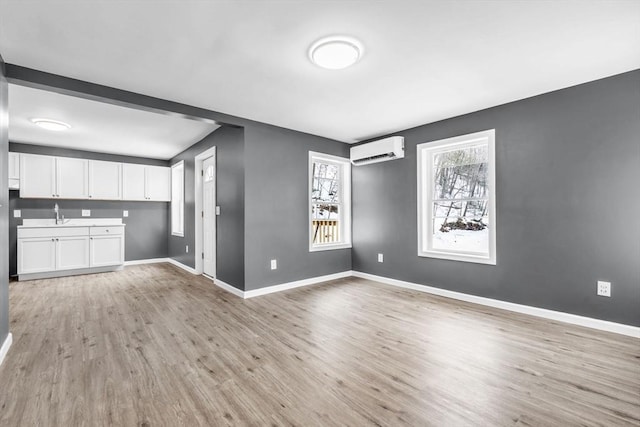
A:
[{"xmin": 202, "ymin": 156, "xmax": 216, "ymax": 278}]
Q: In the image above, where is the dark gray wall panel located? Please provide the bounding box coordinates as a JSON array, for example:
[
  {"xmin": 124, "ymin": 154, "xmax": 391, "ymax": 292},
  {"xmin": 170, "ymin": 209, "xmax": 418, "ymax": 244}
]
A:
[
  {"xmin": 168, "ymin": 126, "xmax": 245, "ymax": 290},
  {"xmin": 243, "ymin": 125, "xmax": 351, "ymax": 291},
  {"xmin": 352, "ymin": 70, "xmax": 640, "ymax": 326},
  {"xmin": 8, "ymin": 144, "xmax": 170, "ymax": 276},
  {"xmin": 0, "ymin": 56, "xmax": 9, "ymax": 343}
]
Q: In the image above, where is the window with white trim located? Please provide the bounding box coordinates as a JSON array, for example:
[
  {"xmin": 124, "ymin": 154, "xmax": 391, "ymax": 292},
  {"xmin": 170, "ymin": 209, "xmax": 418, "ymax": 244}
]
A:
[
  {"xmin": 171, "ymin": 161, "xmax": 184, "ymax": 237},
  {"xmin": 309, "ymin": 152, "xmax": 352, "ymax": 251},
  {"xmin": 417, "ymin": 129, "xmax": 496, "ymax": 264}
]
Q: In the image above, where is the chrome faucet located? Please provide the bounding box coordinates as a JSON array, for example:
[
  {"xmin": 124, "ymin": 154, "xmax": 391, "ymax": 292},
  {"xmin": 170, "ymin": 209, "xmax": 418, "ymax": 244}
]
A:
[{"xmin": 54, "ymin": 203, "xmax": 64, "ymax": 225}]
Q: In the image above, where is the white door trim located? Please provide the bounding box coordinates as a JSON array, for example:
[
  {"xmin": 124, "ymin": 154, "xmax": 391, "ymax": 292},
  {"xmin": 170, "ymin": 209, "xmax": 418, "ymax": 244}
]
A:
[{"xmin": 194, "ymin": 146, "xmax": 217, "ymax": 277}]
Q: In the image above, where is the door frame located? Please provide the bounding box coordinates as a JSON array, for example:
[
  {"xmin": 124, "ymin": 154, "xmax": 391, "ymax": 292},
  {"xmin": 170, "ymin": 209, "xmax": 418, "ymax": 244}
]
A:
[{"xmin": 194, "ymin": 146, "xmax": 216, "ymax": 278}]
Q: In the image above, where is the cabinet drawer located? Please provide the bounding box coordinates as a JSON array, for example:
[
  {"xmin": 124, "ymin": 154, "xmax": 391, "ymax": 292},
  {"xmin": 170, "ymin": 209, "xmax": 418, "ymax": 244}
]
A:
[
  {"xmin": 90, "ymin": 226, "xmax": 124, "ymax": 236},
  {"xmin": 18, "ymin": 227, "xmax": 90, "ymax": 239}
]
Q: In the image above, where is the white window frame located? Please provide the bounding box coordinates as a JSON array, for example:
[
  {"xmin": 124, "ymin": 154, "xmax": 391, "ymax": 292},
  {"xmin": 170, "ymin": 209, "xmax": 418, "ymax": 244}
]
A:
[
  {"xmin": 309, "ymin": 151, "xmax": 352, "ymax": 252},
  {"xmin": 417, "ymin": 129, "xmax": 496, "ymax": 265},
  {"xmin": 171, "ymin": 160, "xmax": 185, "ymax": 237}
]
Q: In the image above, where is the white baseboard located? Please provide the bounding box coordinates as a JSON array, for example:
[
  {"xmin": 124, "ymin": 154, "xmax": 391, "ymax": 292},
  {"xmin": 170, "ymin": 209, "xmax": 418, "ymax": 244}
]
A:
[
  {"xmin": 125, "ymin": 258, "xmax": 198, "ymax": 275},
  {"xmin": 165, "ymin": 258, "xmax": 199, "ymax": 275},
  {"xmin": 121, "ymin": 260, "xmax": 639, "ymax": 338},
  {"xmin": 212, "ymin": 278, "xmax": 245, "ymax": 298},
  {"xmin": 352, "ymin": 271, "xmax": 640, "ymax": 338},
  {"xmin": 244, "ymin": 271, "xmax": 352, "ymax": 299},
  {"xmin": 0, "ymin": 333, "xmax": 12, "ymax": 368}
]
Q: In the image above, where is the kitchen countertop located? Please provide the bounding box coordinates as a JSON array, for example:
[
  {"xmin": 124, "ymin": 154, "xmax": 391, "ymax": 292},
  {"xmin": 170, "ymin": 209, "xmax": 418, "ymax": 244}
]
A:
[{"xmin": 18, "ymin": 218, "xmax": 126, "ymax": 228}]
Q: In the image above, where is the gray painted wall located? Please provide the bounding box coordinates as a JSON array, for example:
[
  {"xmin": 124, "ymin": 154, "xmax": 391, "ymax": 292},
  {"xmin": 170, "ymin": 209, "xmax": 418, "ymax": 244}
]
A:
[
  {"xmin": 0, "ymin": 56, "xmax": 9, "ymax": 345},
  {"xmin": 169, "ymin": 126, "xmax": 245, "ymax": 290},
  {"xmin": 243, "ymin": 125, "xmax": 351, "ymax": 291},
  {"xmin": 8, "ymin": 143, "xmax": 170, "ymax": 276},
  {"xmin": 352, "ymin": 70, "xmax": 640, "ymax": 327}
]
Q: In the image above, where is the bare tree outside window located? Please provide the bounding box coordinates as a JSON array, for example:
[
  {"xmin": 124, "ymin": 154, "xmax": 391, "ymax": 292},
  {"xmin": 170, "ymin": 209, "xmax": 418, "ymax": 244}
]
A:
[
  {"xmin": 311, "ymin": 161, "xmax": 341, "ymax": 244},
  {"xmin": 432, "ymin": 145, "xmax": 490, "ymax": 253}
]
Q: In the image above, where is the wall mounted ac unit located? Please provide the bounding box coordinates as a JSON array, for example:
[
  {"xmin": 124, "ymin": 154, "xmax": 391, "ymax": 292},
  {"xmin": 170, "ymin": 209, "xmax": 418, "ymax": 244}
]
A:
[{"xmin": 350, "ymin": 136, "xmax": 405, "ymax": 166}]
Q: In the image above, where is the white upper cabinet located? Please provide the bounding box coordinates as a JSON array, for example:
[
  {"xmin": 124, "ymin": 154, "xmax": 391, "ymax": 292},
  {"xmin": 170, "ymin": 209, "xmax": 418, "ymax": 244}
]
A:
[
  {"xmin": 145, "ymin": 165, "xmax": 171, "ymax": 202},
  {"xmin": 89, "ymin": 160, "xmax": 122, "ymax": 200},
  {"xmin": 18, "ymin": 153, "xmax": 169, "ymax": 202},
  {"xmin": 123, "ymin": 163, "xmax": 171, "ymax": 201},
  {"xmin": 56, "ymin": 157, "xmax": 89, "ymax": 199},
  {"xmin": 21, "ymin": 154, "xmax": 89, "ymax": 199},
  {"xmin": 122, "ymin": 163, "xmax": 146, "ymax": 201},
  {"xmin": 20, "ymin": 154, "xmax": 57, "ymax": 198},
  {"xmin": 8, "ymin": 152, "xmax": 20, "ymax": 189}
]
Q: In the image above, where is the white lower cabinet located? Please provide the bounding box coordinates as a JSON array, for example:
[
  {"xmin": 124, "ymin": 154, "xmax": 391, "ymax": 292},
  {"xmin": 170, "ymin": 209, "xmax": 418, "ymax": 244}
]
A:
[
  {"xmin": 90, "ymin": 226, "xmax": 125, "ymax": 267},
  {"xmin": 17, "ymin": 224, "xmax": 125, "ymax": 280},
  {"xmin": 57, "ymin": 236, "xmax": 91, "ymax": 271},
  {"xmin": 18, "ymin": 238, "xmax": 57, "ymax": 274}
]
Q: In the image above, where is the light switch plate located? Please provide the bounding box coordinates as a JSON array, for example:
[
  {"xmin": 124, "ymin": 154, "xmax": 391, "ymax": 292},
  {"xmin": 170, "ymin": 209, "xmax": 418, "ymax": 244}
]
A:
[
  {"xmin": 13, "ymin": 210, "xmax": 21, "ymax": 218},
  {"xmin": 216, "ymin": 206, "xmax": 221, "ymax": 215},
  {"xmin": 270, "ymin": 259, "xmax": 277, "ymax": 270},
  {"xmin": 123, "ymin": 210, "xmax": 129, "ymax": 217},
  {"xmin": 82, "ymin": 209, "xmax": 91, "ymax": 217},
  {"xmin": 378, "ymin": 253, "xmax": 384, "ymax": 263}
]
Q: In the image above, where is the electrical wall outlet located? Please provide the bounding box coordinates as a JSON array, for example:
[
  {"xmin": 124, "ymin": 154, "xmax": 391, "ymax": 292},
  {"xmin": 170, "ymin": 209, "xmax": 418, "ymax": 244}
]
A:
[
  {"xmin": 270, "ymin": 259, "xmax": 277, "ymax": 270},
  {"xmin": 81, "ymin": 209, "xmax": 91, "ymax": 217},
  {"xmin": 123, "ymin": 210, "xmax": 129, "ymax": 217},
  {"xmin": 13, "ymin": 210, "xmax": 21, "ymax": 218},
  {"xmin": 597, "ymin": 281, "xmax": 611, "ymax": 297},
  {"xmin": 186, "ymin": 245, "xmax": 189, "ymax": 253},
  {"xmin": 378, "ymin": 253, "xmax": 384, "ymax": 263}
]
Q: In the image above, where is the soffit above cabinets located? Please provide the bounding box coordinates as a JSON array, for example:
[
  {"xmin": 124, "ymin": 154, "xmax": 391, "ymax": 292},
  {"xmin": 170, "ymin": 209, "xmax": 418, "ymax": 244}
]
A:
[
  {"xmin": 8, "ymin": 84, "xmax": 220, "ymax": 160},
  {"xmin": 1, "ymin": 1, "xmax": 639, "ymax": 143}
]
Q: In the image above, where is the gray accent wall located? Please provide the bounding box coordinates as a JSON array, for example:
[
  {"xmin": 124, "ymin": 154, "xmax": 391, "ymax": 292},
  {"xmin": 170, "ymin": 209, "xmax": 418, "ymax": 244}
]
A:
[
  {"xmin": 0, "ymin": 56, "xmax": 9, "ymax": 345},
  {"xmin": 169, "ymin": 123, "xmax": 351, "ymax": 292},
  {"xmin": 352, "ymin": 70, "xmax": 640, "ymax": 327},
  {"xmin": 8, "ymin": 143, "xmax": 170, "ymax": 276},
  {"xmin": 243, "ymin": 125, "xmax": 351, "ymax": 291},
  {"xmin": 169, "ymin": 126, "xmax": 245, "ymax": 290}
]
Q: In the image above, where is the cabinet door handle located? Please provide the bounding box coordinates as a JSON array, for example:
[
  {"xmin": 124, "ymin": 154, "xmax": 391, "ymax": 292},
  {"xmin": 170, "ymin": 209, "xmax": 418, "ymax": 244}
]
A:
[{"xmin": 51, "ymin": 238, "xmax": 55, "ymax": 241}]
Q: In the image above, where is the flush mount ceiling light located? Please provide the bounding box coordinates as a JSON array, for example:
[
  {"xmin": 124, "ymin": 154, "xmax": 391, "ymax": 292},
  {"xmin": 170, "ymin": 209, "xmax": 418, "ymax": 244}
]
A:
[
  {"xmin": 31, "ymin": 118, "xmax": 71, "ymax": 131},
  {"xmin": 309, "ymin": 36, "xmax": 363, "ymax": 70}
]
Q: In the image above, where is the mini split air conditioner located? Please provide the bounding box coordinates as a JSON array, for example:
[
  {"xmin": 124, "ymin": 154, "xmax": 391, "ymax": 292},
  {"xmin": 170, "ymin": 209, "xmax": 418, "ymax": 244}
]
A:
[{"xmin": 350, "ymin": 136, "xmax": 405, "ymax": 166}]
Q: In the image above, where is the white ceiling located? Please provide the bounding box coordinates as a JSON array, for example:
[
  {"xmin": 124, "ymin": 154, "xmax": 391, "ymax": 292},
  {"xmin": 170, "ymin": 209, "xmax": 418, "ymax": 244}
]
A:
[
  {"xmin": 9, "ymin": 85, "xmax": 219, "ymax": 159},
  {"xmin": 1, "ymin": 1, "xmax": 639, "ymax": 145}
]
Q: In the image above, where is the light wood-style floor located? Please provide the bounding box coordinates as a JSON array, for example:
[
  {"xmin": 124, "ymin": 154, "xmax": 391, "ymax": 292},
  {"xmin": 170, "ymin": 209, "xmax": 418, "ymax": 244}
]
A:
[{"xmin": 0, "ymin": 264, "xmax": 638, "ymax": 426}]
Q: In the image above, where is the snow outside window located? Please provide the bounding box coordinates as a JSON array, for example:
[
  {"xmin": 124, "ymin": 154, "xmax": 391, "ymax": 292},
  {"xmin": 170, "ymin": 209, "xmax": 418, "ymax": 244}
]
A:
[
  {"xmin": 309, "ymin": 152, "xmax": 352, "ymax": 251},
  {"xmin": 171, "ymin": 161, "xmax": 184, "ymax": 237},
  {"xmin": 417, "ymin": 130, "xmax": 496, "ymax": 264}
]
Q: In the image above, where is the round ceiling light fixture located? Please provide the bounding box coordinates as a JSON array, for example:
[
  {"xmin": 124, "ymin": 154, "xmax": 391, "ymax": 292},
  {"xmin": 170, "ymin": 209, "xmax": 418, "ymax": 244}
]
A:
[
  {"xmin": 309, "ymin": 36, "xmax": 363, "ymax": 70},
  {"xmin": 31, "ymin": 118, "xmax": 71, "ymax": 131}
]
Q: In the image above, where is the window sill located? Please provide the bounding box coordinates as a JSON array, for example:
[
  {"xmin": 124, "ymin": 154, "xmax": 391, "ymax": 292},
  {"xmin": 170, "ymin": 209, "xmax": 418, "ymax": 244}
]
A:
[
  {"xmin": 418, "ymin": 250, "xmax": 496, "ymax": 265},
  {"xmin": 171, "ymin": 232, "xmax": 184, "ymax": 238},
  {"xmin": 309, "ymin": 243, "xmax": 352, "ymax": 252}
]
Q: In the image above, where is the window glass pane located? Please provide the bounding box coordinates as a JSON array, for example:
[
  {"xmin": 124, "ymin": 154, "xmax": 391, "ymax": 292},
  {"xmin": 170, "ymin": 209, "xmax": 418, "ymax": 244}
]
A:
[
  {"xmin": 433, "ymin": 200, "xmax": 488, "ymax": 218},
  {"xmin": 433, "ymin": 145, "xmax": 489, "ymax": 200},
  {"xmin": 204, "ymin": 165, "xmax": 214, "ymax": 182},
  {"xmin": 432, "ymin": 216, "xmax": 490, "ymax": 254},
  {"xmin": 312, "ymin": 177, "xmax": 339, "ymax": 202},
  {"xmin": 313, "ymin": 162, "xmax": 339, "ymax": 180},
  {"xmin": 312, "ymin": 203, "xmax": 339, "ymax": 220},
  {"xmin": 312, "ymin": 206, "xmax": 340, "ymax": 244}
]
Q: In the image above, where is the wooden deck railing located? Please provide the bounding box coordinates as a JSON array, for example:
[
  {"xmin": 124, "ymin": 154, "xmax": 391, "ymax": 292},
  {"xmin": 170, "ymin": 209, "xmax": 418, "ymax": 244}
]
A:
[{"xmin": 312, "ymin": 220, "xmax": 339, "ymax": 244}]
